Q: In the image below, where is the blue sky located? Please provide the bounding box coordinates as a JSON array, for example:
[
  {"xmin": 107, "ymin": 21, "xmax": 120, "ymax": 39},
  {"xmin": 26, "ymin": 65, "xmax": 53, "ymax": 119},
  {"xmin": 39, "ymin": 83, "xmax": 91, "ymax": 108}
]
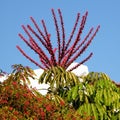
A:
[{"xmin": 0, "ymin": 0, "xmax": 120, "ymax": 83}]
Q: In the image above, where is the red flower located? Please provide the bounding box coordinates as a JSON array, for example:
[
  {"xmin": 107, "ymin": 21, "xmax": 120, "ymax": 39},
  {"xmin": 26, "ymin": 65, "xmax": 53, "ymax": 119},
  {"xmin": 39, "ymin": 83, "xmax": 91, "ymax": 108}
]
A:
[
  {"xmin": 13, "ymin": 111, "xmax": 19, "ymax": 115},
  {"xmin": 41, "ymin": 111, "xmax": 45, "ymax": 117},
  {"xmin": 24, "ymin": 100, "xmax": 30, "ymax": 106},
  {"xmin": 12, "ymin": 81, "xmax": 17, "ymax": 86},
  {"xmin": 40, "ymin": 108, "xmax": 44, "ymax": 112},
  {"xmin": 15, "ymin": 93, "xmax": 19, "ymax": 99},
  {"xmin": 72, "ymin": 118, "xmax": 76, "ymax": 120},
  {"xmin": 60, "ymin": 100, "xmax": 65, "ymax": 106},
  {"xmin": 46, "ymin": 104, "xmax": 52, "ymax": 112},
  {"xmin": 12, "ymin": 118, "xmax": 17, "ymax": 120},
  {"xmin": 9, "ymin": 107, "xmax": 13, "ymax": 111},
  {"xmin": 24, "ymin": 111, "xmax": 30, "ymax": 116},
  {"xmin": 1, "ymin": 100, "xmax": 8, "ymax": 104},
  {"xmin": 37, "ymin": 97, "xmax": 43, "ymax": 102},
  {"xmin": 23, "ymin": 93, "xmax": 28, "ymax": 97}
]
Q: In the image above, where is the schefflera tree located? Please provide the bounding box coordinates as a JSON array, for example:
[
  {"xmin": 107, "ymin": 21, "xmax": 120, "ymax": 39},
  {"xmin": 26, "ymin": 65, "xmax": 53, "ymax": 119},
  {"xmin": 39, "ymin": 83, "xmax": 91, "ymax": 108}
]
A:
[{"xmin": 17, "ymin": 9, "xmax": 100, "ymax": 100}]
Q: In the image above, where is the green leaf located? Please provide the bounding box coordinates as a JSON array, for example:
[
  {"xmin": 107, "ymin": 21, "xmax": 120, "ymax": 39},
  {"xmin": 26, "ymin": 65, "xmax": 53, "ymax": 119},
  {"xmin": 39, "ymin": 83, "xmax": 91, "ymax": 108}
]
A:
[
  {"xmin": 86, "ymin": 103, "xmax": 91, "ymax": 115},
  {"xmin": 67, "ymin": 89, "xmax": 72, "ymax": 102},
  {"xmin": 72, "ymin": 85, "xmax": 79, "ymax": 100},
  {"xmin": 96, "ymin": 104, "xmax": 105, "ymax": 120},
  {"xmin": 91, "ymin": 104, "xmax": 98, "ymax": 120},
  {"xmin": 39, "ymin": 71, "xmax": 47, "ymax": 83}
]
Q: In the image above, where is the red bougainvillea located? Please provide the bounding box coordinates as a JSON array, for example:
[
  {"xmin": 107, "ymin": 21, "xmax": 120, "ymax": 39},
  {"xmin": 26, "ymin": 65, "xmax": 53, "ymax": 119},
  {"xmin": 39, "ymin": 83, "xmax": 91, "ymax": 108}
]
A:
[{"xmin": 0, "ymin": 65, "xmax": 90, "ymax": 119}]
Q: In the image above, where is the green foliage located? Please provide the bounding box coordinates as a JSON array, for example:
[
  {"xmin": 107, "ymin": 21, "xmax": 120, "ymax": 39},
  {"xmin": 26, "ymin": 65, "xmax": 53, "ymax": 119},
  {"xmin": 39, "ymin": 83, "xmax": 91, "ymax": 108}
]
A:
[
  {"xmin": 39, "ymin": 67, "xmax": 120, "ymax": 119},
  {"xmin": 67, "ymin": 72, "xmax": 120, "ymax": 119},
  {"xmin": 39, "ymin": 66, "xmax": 80, "ymax": 102},
  {"xmin": 1, "ymin": 65, "xmax": 120, "ymax": 119},
  {"xmin": 39, "ymin": 66, "xmax": 80, "ymax": 87}
]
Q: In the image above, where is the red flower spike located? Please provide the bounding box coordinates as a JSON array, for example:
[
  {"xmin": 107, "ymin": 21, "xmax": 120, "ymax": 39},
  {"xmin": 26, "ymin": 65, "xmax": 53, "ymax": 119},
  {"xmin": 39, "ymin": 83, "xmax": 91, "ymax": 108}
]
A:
[
  {"xmin": 17, "ymin": 9, "xmax": 100, "ymax": 71},
  {"xmin": 17, "ymin": 46, "xmax": 45, "ymax": 69}
]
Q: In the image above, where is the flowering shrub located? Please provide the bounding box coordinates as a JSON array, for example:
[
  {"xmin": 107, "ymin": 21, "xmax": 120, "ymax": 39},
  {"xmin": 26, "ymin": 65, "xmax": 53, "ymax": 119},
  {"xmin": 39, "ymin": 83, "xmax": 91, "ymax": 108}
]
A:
[
  {"xmin": 0, "ymin": 65, "xmax": 91, "ymax": 120},
  {"xmin": 0, "ymin": 77, "xmax": 57, "ymax": 119}
]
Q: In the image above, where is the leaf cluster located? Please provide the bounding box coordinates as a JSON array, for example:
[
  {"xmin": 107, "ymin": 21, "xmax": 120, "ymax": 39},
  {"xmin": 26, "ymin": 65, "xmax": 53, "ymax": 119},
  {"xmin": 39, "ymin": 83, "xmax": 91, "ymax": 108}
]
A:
[{"xmin": 67, "ymin": 72, "xmax": 120, "ymax": 119}]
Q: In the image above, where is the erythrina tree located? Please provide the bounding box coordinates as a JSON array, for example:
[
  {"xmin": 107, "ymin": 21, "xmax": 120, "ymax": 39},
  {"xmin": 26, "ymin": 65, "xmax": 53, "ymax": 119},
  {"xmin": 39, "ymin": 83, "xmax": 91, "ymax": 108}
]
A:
[{"xmin": 16, "ymin": 9, "xmax": 100, "ymax": 71}]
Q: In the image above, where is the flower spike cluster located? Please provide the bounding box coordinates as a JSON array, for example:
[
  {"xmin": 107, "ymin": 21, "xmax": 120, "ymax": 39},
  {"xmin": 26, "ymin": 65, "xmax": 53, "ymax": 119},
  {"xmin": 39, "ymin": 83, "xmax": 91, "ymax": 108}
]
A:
[{"xmin": 17, "ymin": 9, "xmax": 100, "ymax": 71}]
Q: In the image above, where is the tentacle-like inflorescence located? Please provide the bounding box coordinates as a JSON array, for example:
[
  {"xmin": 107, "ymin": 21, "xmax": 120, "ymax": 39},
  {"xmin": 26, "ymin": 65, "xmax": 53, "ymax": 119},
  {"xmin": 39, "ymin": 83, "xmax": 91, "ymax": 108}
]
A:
[{"xmin": 17, "ymin": 9, "xmax": 100, "ymax": 71}]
